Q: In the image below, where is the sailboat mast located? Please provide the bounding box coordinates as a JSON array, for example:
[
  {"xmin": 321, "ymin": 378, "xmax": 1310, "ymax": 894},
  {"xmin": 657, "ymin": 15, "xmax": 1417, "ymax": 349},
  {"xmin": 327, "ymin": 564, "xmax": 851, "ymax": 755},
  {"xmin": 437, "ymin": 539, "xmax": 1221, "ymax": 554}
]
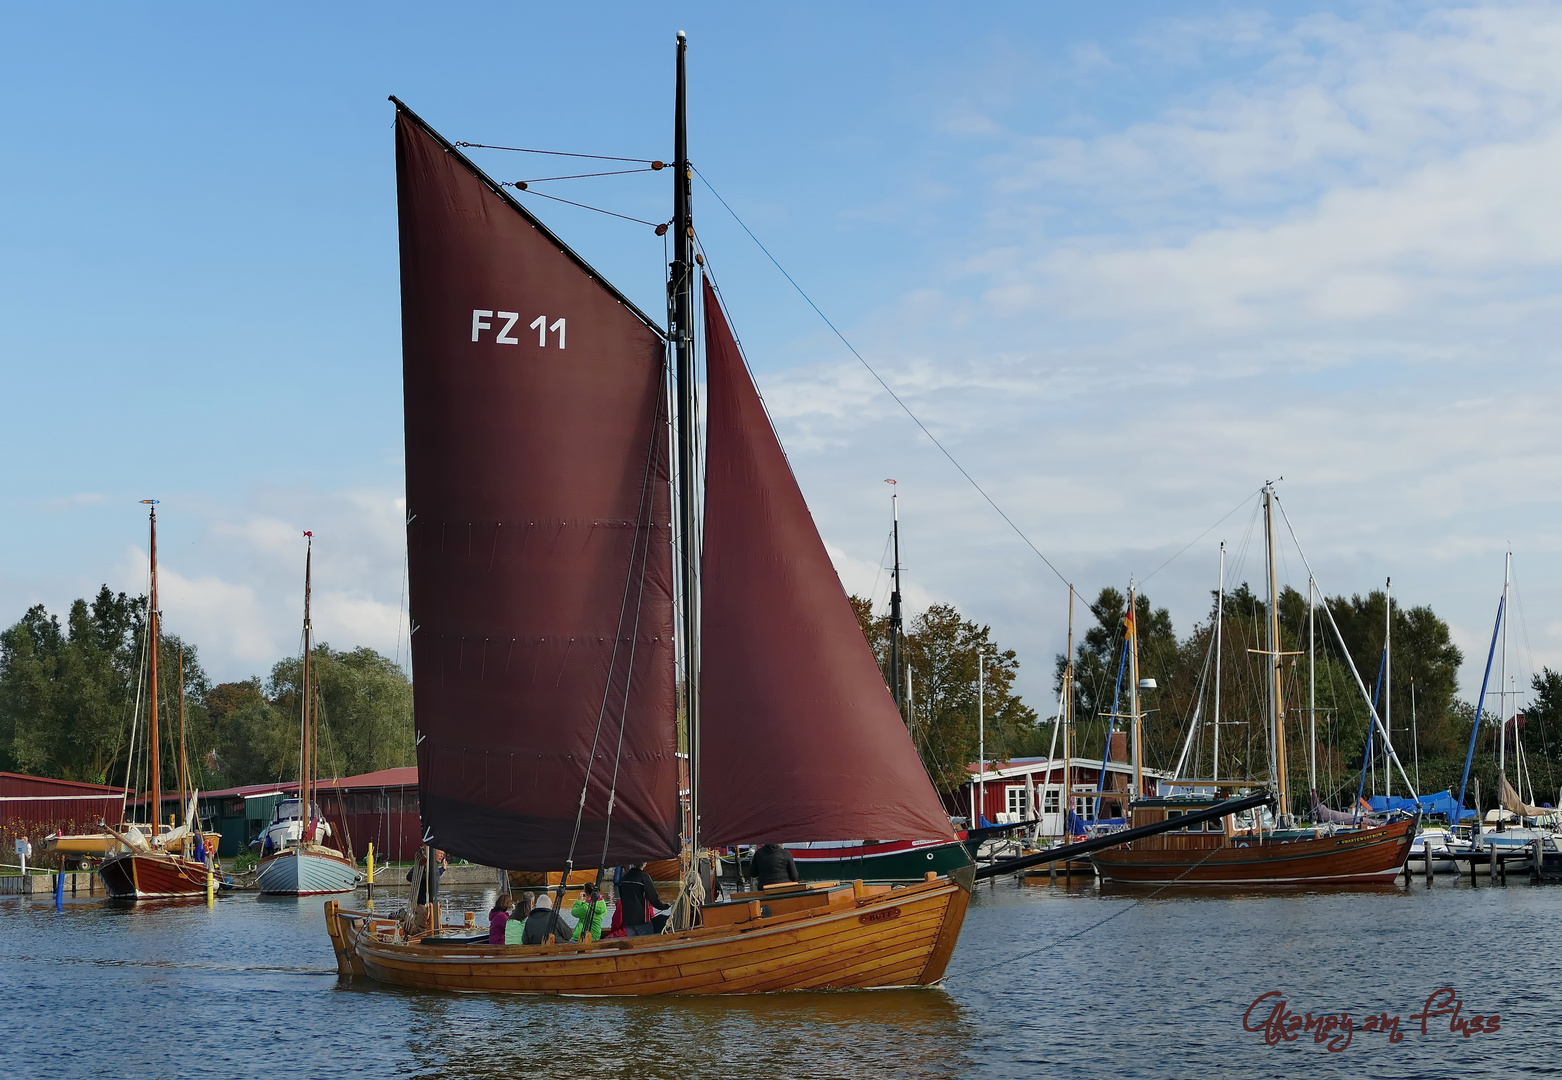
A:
[
  {"xmin": 178, "ymin": 647, "xmax": 189, "ymax": 845},
  {"xmin": 1263, "ymin": 482, "xmax": 1288, "ymax": 822},
  {"xmin": 977, "ymin": 658, "xmax": 984, "ymax": 826},
  {"xmin": 1384, "ymin": 577, "xmax": 1392, "ymax": 799},
  {"xmin": 1214, "ymin": 544, "xmax": 1225, "ymax": 784},
  {"xmin": 671, "ymin": 29, "xmax": 702, "ymax": 849},
  {"xmin": 889, "ymin": 483, "xmax": 902, "ymax": 709},
  {"xmin": 302, "ymin": 533, "xmax": 314, "ymax": 834},
  {"xmin": 1499, "ymin": 552, "xmax": 1509, "ymax": 781},
  {"xmin": 1307, "ymin": 575, "xmax": 1316, "ymax": 797},
  {"xmin": 1128, "ymin": 582, "xmax": 1142, "ymax": 800},
  {"xmin": 1064, "ymin": 586, "xmax": 1074, "ymax": 834},
  {"xmin": 146, "ymin": 503, "xmax": 161, "ymax": 833}
]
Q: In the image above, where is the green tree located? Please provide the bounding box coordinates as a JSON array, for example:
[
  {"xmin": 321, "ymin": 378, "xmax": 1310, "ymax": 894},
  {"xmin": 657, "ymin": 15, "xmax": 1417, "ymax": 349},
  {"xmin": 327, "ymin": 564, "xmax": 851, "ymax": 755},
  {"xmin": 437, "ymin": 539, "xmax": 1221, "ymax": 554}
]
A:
[
  {"xmin": 268, "ymin": 644, "xmax": 414, "ymax": 778},
  {"xmin": 850, "ymin": 597, "xmax": 1038, "ymax": 792}
]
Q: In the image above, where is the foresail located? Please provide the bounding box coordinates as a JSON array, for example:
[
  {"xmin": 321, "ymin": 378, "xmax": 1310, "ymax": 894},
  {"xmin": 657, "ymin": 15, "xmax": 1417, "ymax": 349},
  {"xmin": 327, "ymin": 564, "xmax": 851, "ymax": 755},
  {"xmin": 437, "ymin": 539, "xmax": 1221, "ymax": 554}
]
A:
[
  {"xmin": 395, "ymin": 105, "xmax": 679, "ymax": 870},
  {"xmin": 698, "ymin": 280, "xmax": 956, "ymax": 846}
]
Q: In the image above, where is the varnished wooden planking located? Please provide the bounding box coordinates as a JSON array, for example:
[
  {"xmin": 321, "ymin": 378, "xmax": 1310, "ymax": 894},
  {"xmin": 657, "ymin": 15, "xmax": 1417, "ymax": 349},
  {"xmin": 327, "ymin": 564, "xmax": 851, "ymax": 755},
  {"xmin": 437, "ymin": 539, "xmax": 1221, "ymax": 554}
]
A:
[
  {"xmin": 1091, "ymin": 818, "xmax": 1414, "ymax": 884},
  {"xmin": 328, "ymin": 876, "xmax": 969, "ymax": 995}
]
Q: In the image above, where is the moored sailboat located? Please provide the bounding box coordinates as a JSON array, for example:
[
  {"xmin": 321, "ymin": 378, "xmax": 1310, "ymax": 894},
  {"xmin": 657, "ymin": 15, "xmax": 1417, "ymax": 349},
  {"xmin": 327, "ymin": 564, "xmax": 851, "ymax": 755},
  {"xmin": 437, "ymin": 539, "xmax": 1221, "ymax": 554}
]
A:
[
  {"xmin": 99, "ymin": 503, "xmax": 217, "ymax": 901},
  {"xmin": 256, "ymin": 534, "xmax": 360, "ymax": 896},
  {"xmin": 325, "ymin": 35, "xmax": 971, "ymax": 994},
  {"xmin": 1091, "ymin": 483, "xmax": 1416, "ymax": 885}
]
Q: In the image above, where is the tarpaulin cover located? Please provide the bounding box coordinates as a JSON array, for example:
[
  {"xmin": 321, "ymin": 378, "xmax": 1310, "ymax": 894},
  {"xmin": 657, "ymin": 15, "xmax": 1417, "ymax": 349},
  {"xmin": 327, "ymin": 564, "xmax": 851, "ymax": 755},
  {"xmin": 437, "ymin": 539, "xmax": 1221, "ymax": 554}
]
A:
[
  {"xmin": 697, "ymin": 279, "xmax": 955, "ymax": 846},
  {"xmin": 1363, "ymin": 790, "xmax": 1477, "ymax": 821},
  {"xmin": 395, "ymin": 108, "xmax": 679, "ymax": 870}
]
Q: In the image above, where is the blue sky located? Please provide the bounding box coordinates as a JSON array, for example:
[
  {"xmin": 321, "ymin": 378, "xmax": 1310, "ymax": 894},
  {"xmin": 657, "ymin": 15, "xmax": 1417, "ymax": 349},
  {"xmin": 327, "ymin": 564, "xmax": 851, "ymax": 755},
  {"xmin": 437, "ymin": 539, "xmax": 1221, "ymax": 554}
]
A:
[{"xmin": 3, "ymin": 2, "xmax": 1559, "ymax": 716}]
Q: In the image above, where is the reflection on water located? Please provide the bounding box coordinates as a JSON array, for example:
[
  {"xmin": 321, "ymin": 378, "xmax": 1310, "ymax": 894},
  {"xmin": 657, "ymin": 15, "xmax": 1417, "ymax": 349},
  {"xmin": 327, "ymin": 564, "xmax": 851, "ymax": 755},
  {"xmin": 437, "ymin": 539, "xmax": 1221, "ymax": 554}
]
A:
[
  {"xmin": 393, "ymin": 987, "xmax": 972, "ymax": 1080},
  {"xmin": 3, "ymin": 876, "xmax": 1558, "ymax": 1078}
]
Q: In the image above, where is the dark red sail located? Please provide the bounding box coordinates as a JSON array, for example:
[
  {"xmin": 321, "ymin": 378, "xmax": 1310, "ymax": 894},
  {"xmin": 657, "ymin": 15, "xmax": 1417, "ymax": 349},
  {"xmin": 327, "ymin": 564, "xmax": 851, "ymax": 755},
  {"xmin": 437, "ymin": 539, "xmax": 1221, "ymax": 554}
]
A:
[
  {"xmin": 698, "ymin": 280, "xmax": 956, "ymax": 845},
  {"xmin": 395, "ymin": 105, "xmax": 679, "ymax": 870}
]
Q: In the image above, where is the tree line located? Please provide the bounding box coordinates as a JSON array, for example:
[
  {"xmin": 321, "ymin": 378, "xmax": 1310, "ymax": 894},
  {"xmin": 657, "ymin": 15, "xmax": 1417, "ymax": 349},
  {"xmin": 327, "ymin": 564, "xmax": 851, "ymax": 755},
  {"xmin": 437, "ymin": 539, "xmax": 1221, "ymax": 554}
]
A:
[
  {"xmin": 0, "ymin": 586, "xmax": 414, "ymax": 793},
  {"xmin": 1056, "ymin": 583, "xmax": 1562, "ymax": 813}
]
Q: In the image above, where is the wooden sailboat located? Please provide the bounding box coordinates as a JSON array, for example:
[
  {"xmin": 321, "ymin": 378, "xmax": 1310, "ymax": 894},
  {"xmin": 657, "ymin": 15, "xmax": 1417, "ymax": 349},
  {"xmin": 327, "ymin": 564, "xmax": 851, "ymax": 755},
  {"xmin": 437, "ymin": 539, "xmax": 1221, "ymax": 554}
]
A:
[
  {"xmin": 256, "ymin": 534, "xmax": 359, "ymax": 896},
  {"xmin": 1091, "ymin": 483, "xmax": 1416, "ymax": 885},
  {"xmin": 99, "ymin": 503, "xmax": 216, "ymax": 900},
  {"xmin": 325, "ymin": 34, "xmax": 971, "ymax": 994}
]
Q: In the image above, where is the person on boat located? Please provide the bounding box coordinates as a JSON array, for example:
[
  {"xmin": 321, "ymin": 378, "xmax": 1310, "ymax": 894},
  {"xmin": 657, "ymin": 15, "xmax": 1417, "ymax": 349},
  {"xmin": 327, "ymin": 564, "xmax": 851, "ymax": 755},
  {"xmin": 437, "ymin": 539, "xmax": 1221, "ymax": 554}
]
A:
[
  {"xmin": 521, "ymin": 892, "xmax": 559, "ymax": 945},
  {"xmin": 407, "ymin": 848, "xmax": 447, "ymax": 904},
  {"xmin": 602, "ymin": 886, "xmax": 629, "ymax": 940},
  {"xmin": 488, "ymin": 893, "xmax": 512, "ymax": 945},
  {"xmin": 616, "ymin": 863, "xmax": 664, "ymax": 936},
  {"xmin": 504, "ymin": 893, "xmax": 533, "ymax": 945},
  {"xmin": 750, "ymin": 843, "xmax": 799, "ymax": 888},
  {"xmin": 571, "ymin": 881, "xmax": 608, "ymax": 941}
]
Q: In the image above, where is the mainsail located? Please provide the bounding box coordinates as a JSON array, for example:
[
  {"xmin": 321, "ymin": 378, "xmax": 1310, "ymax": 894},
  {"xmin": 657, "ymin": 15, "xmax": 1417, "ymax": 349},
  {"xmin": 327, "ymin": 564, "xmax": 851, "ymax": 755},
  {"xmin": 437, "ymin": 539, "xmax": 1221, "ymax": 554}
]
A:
[
  {"xmin": 395, "ymin": 106, "xmax": 679, "ymax": 870},
  {"xmin": 1499, "ymin": 773, "xmax": 1551, "ymax": 820},
  {"xmin": 698, "ymin": 280, "xmax": 956, "ymax": 846}
]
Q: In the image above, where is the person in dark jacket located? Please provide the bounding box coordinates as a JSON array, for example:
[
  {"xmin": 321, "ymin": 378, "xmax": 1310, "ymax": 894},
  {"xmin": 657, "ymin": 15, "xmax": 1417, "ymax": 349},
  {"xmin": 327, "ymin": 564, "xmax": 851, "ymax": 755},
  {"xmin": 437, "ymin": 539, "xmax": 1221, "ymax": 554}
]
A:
[
  {"xmin": 616, "ymin": 863, "xmax": 665, "ymax": 936},
  {"xmin": 521, "ymin": 892, "xmax": 561, "ymax": 945},
  {"xmin": 750, "ymin": 843, "xmax": 799, "ymax": 888}
]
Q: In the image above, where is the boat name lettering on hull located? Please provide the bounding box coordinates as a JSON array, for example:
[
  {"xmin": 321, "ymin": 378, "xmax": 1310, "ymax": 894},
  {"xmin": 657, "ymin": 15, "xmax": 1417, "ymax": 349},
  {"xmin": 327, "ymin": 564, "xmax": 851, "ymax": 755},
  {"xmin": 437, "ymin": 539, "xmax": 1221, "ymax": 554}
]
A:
[{"xmin": 858, "ymin": 906, "xmax": 901, "ymax": 925}]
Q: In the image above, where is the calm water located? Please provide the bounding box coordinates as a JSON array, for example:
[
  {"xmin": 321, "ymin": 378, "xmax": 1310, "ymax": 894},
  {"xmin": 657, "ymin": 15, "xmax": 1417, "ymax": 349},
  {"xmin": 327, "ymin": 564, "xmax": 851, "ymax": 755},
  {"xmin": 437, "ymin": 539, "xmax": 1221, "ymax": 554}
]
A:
[{"xmin": 2, "ymin": 875, "xmax": 1559, "ymax": 1079}]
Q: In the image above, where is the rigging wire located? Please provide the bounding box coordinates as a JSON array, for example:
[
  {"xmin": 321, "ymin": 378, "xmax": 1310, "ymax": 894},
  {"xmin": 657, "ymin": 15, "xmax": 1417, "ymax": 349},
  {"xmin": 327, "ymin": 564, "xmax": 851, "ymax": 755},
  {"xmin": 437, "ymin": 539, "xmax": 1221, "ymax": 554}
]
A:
[
  {"xmin": 455, "ymin": 141, "xmax": 663, "ymax": 164},
  {"xmin": 511, "ymin": 167, "xmax": 657, "ymax": 184},
  {"xmin": 692, "ymin": 167, "xmax": 1079, "ymax": 603},
  {"xmin": 1141, "ymin": 490, "xmax": 1259, "ymax": 587},
  {"xmin": 500, "ymin": 182, "xmax": 667, "ymax": 228}
]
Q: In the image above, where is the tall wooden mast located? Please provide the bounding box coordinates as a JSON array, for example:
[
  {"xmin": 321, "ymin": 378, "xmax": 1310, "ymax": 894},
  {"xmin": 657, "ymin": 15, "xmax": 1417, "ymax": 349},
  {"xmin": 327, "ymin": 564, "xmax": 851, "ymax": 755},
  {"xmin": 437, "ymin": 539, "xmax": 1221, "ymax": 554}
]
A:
[
  {"xmin": 1128, "ymin": 582, "xmax": 1143, "ymax": 799},
  {"xmin": 144, "ymin": 501, "xmax": 162, "ymax": 833},
  {"xmin": 301, "ymin": 532, "xmax": 314, "ymax": 833},
  {"xmin": 670, "ymin": 29, "xmax": 701, "ymax": 849}
]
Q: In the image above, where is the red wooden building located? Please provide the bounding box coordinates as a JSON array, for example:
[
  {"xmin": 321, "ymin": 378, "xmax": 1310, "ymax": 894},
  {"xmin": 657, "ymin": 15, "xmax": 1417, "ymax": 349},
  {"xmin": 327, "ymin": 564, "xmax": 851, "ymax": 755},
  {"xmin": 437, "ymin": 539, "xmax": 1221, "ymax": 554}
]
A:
[
  {"xmin": 196, "ymin": 766, "xmax": 422, "ymax": 862},
  {"xmin": 0, "ymin": 772, "xmax": 127, "ymax": 863}
]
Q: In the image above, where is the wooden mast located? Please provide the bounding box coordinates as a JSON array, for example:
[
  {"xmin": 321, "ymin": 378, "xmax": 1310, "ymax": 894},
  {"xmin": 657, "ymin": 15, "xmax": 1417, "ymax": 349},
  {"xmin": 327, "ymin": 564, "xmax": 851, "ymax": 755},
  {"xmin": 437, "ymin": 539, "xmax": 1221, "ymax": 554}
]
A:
[
  {"xmin": 302, "ymin": 532, "xmax": 314, "ymax": 840},
  {"xmin": 1129, "ymin": 582, "xmax": 1142, "ymax": 800},
  {"xmin": 671, "ymin": 29, "xmax": 701, "ymax": 855},
  {"xmin": 145, "ymin": 501, "xmax": 161, "ymax": 835},
  {"xmin": 178, "ymin": 647, "xmax": 189, "ymax": 853}
]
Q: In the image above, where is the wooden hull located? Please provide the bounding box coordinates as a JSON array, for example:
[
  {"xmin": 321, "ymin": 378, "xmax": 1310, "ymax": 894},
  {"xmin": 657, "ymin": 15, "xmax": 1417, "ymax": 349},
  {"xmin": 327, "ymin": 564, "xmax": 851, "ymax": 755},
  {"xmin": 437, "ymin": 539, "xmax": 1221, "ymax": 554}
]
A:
[
  {"xmin": 98, "ymin": 851, "xmax": 213, "ymax": 900},
  {"xmin": 325, "ymin": 873, "xmax": 971, "ymax": 995},
  {"xmin": 1090, "ymin": 818, "xmax": 1416, "ymax": 885}
]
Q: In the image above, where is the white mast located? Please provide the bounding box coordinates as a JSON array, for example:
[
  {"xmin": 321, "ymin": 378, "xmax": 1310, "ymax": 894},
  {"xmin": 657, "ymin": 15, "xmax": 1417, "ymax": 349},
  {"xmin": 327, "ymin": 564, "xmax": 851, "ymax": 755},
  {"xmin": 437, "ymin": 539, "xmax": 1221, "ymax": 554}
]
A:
[
  {"xmin": 1263, "ymin": 483, "xmax": 1287, "ymax": 823},
  {"xmin": 1500, "ymin": 553, "xmax": 1510, "ymax": 785}
]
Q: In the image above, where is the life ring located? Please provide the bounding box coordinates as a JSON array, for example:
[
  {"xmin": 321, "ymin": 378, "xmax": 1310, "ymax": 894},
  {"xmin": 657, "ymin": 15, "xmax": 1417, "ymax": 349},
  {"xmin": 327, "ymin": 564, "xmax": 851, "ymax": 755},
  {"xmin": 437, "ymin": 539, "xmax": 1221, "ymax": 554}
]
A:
[{"xmin": 1237, "ymin": 842, "xmax": 1250, "ymax": 848}]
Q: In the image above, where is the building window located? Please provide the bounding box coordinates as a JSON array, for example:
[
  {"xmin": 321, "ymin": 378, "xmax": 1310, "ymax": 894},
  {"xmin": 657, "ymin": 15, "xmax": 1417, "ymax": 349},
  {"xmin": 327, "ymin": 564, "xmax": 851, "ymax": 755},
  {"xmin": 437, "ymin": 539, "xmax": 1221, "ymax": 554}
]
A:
[
  {"xmin": 1042, "ymin": 788, "xmax": 1061, "ymax": 815},
  {"xmin": 1073, "ymin": 797, "xmax": 1096, "ymax": 821},
  {"xmin": 1006, "ymin": 786, "xmax": 1030, "ymax": 818}
]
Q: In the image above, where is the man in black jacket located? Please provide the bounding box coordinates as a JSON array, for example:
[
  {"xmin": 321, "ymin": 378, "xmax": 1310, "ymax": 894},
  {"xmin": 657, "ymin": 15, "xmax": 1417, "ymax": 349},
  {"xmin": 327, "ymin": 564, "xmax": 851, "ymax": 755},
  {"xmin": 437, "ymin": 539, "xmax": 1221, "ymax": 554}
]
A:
[
  {"xmin": 749, "ymin": 843, "xmax": 799, "ymax": 888},
  {"xmin": 616, "ymin": 863, "xmax": 665, "ymax": 936}
]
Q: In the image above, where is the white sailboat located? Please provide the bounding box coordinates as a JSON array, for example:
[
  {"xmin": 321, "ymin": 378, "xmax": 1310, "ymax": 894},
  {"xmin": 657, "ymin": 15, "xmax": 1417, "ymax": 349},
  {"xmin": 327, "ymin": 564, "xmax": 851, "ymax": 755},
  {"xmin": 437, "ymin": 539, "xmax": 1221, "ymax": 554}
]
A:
[{"xmin": 256, "ymin": 533, "xmax": 360, "ymax": 896}]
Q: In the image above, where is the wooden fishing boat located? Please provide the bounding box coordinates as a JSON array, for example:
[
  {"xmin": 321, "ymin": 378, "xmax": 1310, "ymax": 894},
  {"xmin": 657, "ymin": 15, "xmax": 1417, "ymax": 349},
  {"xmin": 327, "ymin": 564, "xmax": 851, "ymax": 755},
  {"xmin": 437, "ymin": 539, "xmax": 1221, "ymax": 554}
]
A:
[
  {"xmin": 327, "ymin": 872, "xmax": 968, "ymax": 994},
  {"xmin": 256, "ymin": 535, "xmax": 360, "ymax": 897},
  {"xmin": 99, "ymin": 504, "xmax": 214, "ymax": 901},
  {"xmin": 327, "ymin": 35, "xmax": 969, "ymax": 995},
  {"xmin": 1089, "ymin": 796, "xmax": 1415, "ymax": 884},
  {"xmin": 788, "ymin": 838, "xmax": 974, "ymax": 883}
]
